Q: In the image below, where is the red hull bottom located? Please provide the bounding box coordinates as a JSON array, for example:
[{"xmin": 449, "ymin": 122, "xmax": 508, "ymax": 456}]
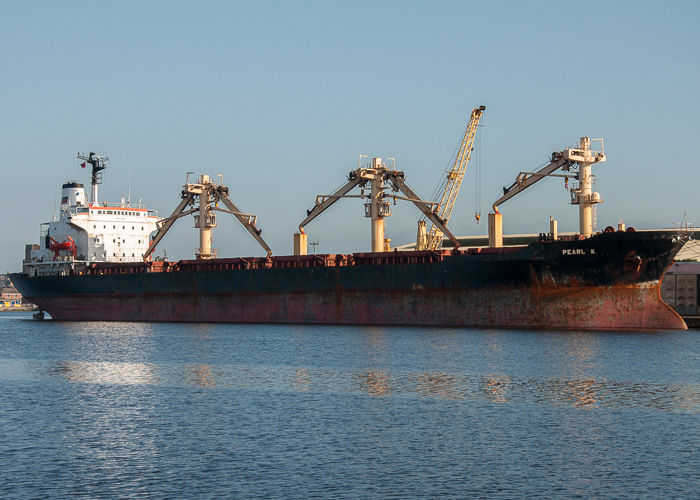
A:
[{"xmin": 40, "ymin": 282, "xmax": 686, "ymax": 330}]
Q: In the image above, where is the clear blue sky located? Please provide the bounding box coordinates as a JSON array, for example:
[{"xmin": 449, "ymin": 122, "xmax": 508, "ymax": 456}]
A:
[{"xmin": 2, "ymin": 0, "xmax": 698, "ymax": 272}]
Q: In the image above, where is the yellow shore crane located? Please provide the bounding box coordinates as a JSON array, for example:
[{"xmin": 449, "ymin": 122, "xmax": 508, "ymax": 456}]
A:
[{"xmin": 416, "ymin": 105, "xmax": 485, "ymax": 250}]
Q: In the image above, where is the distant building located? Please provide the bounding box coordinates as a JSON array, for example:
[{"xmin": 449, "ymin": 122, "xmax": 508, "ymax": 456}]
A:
[
  {"xmin": 662, "ymin": 262, "xmax": 700, "ymax": 317},
  {"xmin": 1, "ymin": 286, "xmax": 24, "ymax": 308}
]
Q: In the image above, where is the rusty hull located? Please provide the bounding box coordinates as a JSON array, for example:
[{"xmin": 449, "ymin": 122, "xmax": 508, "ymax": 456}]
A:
[{"xmin": 11, "ymin": 230, "xmax": 688, "ymax": 330}]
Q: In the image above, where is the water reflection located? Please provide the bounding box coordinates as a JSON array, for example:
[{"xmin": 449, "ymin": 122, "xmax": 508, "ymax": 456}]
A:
[
  {"xmin": 547, "ymin": 331, "xmax": 603, "ymax": 378},
  {"xmin": 290, "ymin": 368, "xmax": 312, "ymax": 392},
  {"xmin": 416, "ymin": 372, "xmax": 463, "ymax": 400},
  {"xmin": 360, "ymin": 327, "xmax": 389, "ymax": 366},
  {"xmin": 56, "ymin": 321, "xmax": 157, "ymax": 338},
  {"xmin": 484, "ymin": 375, "xmax": 511, "ymax": 403},
  {"xmin": 187, "ymin": 364, "xmax": 216, "ymax": 388},
  {"xmin": 29, "ymin": 360, "xmax": 699, "ymax": 413},
  {"xmin": 570, "ymin": 379, "xmax": 597, "ymax": 407},
  {"xmin": 357, "ymin": 369, "xmax": 392, "ymax": 397},
  {"xmin": 47, "ymin": 361, "xmax": 155, "ymax": 385},
  {"xmin": 565, "ymin": 334, "xmax": 600, "ymax": 373}
]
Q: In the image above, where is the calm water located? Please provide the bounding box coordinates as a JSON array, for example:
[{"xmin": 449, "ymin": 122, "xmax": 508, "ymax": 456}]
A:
[{"xmin": 0, "ymin": 311, "xmax": 698, "ymax": 498}]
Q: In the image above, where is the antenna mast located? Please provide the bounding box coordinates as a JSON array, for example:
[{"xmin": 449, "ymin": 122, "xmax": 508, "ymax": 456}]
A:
[{"xmin": 77, "ymin": 152, "xmax": 109, "ymax": 206}]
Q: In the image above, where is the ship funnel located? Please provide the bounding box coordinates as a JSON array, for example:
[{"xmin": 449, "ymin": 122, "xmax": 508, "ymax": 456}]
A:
[{"xmin": 61, "ymin": 182, "xmax": 86, "ymax": 206}]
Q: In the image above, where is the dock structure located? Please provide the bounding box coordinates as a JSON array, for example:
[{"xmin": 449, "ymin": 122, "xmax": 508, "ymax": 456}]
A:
[{"xmin": 662, "ymin": 260, "xmax": 700, "ymax": 328}]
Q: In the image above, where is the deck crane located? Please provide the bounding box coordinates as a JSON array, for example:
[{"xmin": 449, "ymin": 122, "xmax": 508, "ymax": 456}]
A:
[
  {"xmin": 144, "ymin": 173, "xmax": 272, "ymax": 262},
  {"xmin": 488, "ymin": 136, "xmax": 605, "ymax": 247},
  {"xmin": 294, "ymin": 157, "xmax": 460, "ymax": 255},
  {"xmin": 416, "ymin": 105, "xmax": 485, "ymax": 251}
]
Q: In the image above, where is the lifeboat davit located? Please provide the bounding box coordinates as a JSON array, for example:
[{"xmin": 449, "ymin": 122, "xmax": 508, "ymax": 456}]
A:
[{"xmin": 49, "ymin": 236, "xmax": 77, "ymax": 261}]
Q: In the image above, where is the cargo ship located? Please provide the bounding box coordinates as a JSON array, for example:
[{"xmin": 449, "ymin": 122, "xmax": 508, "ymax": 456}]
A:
[{"xmin": 10, "ymin": 134, "xmax": 689, "ymax": 330}]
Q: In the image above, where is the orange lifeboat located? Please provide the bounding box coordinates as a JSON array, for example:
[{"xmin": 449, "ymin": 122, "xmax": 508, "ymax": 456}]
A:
[{"xmin": 49, "ymin": 236, "xmax": 77, "ymax": 261}]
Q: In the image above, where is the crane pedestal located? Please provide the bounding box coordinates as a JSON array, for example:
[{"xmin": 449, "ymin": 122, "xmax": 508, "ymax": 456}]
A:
[
  {"xmin": 488, "ymin": 212, "xmax": 503, "ymax": 248},
  {"xmin": 294, "ymin": 232, "xmax": 308, "ymax": 256}
]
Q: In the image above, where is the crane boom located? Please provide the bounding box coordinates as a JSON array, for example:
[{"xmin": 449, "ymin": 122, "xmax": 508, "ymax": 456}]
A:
[
  {"xmin": 215, "ymin": 186, "xmax": 272, "ymax": 258},
  {"xmin": 386, "ymin": 172, "xmax": 460, "ymax": 250},
  {"xmin": 143, "ymin": 193, "xmax": 196, "ymax": 261},
  {"xmin": 491, "ymin": 154, "xmax": 574, "ymax": 213},
  {"xmin": 298, "ymin": 175, "xmax": 362, "ymax": 231},
  {"xmin": 421, "ymin": 105, "xmax": 485, "ymax": 250}
]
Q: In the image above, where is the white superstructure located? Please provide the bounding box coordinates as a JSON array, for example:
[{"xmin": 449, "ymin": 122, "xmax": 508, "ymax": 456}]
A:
[{"xmin": 22, "ymin": 153, "xmax": 159, "ymax": 276}]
